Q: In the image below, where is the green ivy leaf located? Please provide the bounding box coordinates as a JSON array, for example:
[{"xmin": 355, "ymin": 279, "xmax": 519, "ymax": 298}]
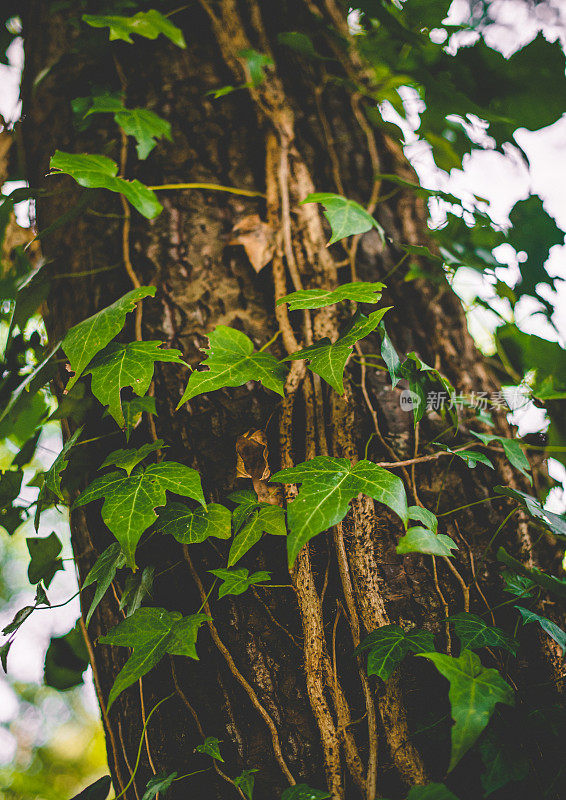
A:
[
  {"xmin": 449, "ymin": 613, "xmax": 518, "ymax": 656},
  {"xmin": 120, "ymin": 566, "xmax": 155, "ymax": 617},
  {"xmin": 0, "ymin": 641, "xmax": 11, "ymax": 672},
  {"xmin": 277, "ymin": 281, "xmax": 385, "ymax": 310},
  {"xmin": 281, "ymin": 785, "xmax": 331, "ymax": 800},
  {"xmin": 355, "ymin": 624, "xmax": 435, "ymax": 680},
  {"xmin": 62, "ymin": 286, "xmax": 155, "ymax": 392},
  {"xmin": 2, "ymin": 605, "xmax": 35, "ymax": 636},
  {"xmin": 69, "ymin": 776, "xmax": 112, "ymax": 800},
  {"xmin": 196, "ymin": 736, "xmax": 224, "ymax": 762},
  {"xmin": 433, "ymin": 443, "xmax": 494, "ymax": 470},
  {"xmin": 177, "ymin": 326, "xmax": 287, "ymax": 406},
  {"xmin": 209, "ymin": 568, "xmax": 271, "ymax": 598},
  {"xmin": 471, "ymin": 432, "xmax": 531, "ymax": 483},
  {"xmin": 141, "ymin": 772, "xmax": 177, "ymax": 800},
  {"xmin": 502, "ymin": 570, "xmax": 535, "ymax": 598},
  {"xmin": 497, "ymin": 547, "xmax": 566, "ymax": 601},
  {"xmin": 85, "ymin": 341, "xmax": 185, "ymax": 427},
  {"xmin": 479, "ymin": 727, "xmax": 529, "ymax": 797},
  {"xmin": 228, "ymin": 506, "xmax": 286, "ymax": 566},
  {"xmin": 116, "ymin": 108, "xmax": 172, "ymax": 160},
  {"xmin": 233, "ymin": 769, "xmax": 258, "ymax": 800},
  {"xmin": 396, "ymin": 527, "xmax": 458, "ymax": 557},
  {"xmin": 156, "ymin": 502, "xmax": 231, "ymax": 544},
  {"xmin": 516, "ymin": 606, "xmax": 566, "ymax": 655},
  {"xmin": 49, "ymin": 151, "xmax": 163, "ymax": 219},
  {"xmin": 378, "ymin": 321, "xmax": 401, "ymax": 387},
  {"xmin": 27, "ymin": 531, "xmax": 63, "ymax": 587},
  {"xmin": 122, "ymin": 396, "xmax": 156, "ymax": 441},
  {"xmin": 74, "ymin": 462, "xmax": 205, "ymax": 568},
  {"xmin": 240, "ymin": 48, "xmax": 273, "ymax": 85},
  {"xmin": 35, "ymin": 427, "xmax": 83, "ymax": 529},
  {"xmin": 408, "ymin": 505, "xmax": 438, "ymax": 533},
  {"xmin": 82, "ymin": 10, "xmax": 186, "ymax": 48},
  {"xmin": 286, "ymin": 308, "xmax": 390, "ymax": 394},
  {"xmin": 495, "ymin": 485, "xmax": 566, "ymax": 540},
  {"xmin": 419, "ymin": 650, "xmax": 514, "ymax": 771},
  {"xmin": 271, "ymin": 456, "xmax": 408, "ymax": 566},
  {"xmin": 100, "ymin": 607, "xmax": 208, "ymax": 709},
  {"xmin": 101, "ymin": 441, "xmax": 166, "ymax": 476},
  {"xmin": 301, "ymin": 193, "xmax": 385, "ymax": 246},
  {"xmin": 82, "ymin": 543, "xmax": 126, "ymax": 626},
  {"xmin": 44, "ymin": 621, "xmax": 89, "ymax": 691}
]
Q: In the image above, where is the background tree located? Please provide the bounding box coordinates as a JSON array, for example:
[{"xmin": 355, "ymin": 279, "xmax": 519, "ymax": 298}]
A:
[{"xmin": 1, "ymin": 1, "xmax": 565, "ymax": 799}]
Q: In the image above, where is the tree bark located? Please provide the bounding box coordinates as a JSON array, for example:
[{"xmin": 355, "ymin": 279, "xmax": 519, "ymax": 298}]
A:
[{"xmin": 21, "ymin": 2, "xmax": 563, "ymax": 799}]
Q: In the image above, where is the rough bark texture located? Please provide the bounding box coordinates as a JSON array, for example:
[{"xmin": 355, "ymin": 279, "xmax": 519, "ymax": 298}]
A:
[{"xmin": 21, "ymin": 2, "xmax": 563, "ymax": 799}]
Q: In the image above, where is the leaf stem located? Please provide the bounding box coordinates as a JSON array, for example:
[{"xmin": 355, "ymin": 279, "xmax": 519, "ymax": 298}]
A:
[{"xmin": 147, "ymin": 182, "xmax": 266, "ymax": 198}]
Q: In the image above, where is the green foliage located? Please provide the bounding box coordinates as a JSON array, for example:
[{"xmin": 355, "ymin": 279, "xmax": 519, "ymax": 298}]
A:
[
  {"xmin": 301, "ymin": 193, "xmax": 384, "ymax": 245},
  {"xmin": 478, "ymin": 727, "xmax": 529, "ymax": 797},
  {"xmin": 62, "ymin": 286, "xmax": 155, "ymax": 392},
  {"xmin": 434, "ymin": 443, "xmax": 494, "ymax": 470},
  {"xmin": 228, "ymin": 505, "xmax": 286, "ymax": 566},
  {"xmin": 120, "ymin": 566, "xmax": 155, "ymax": 617},
  {"xmin": 85, "ymin": 341, "xmax": 185, "ymax": 427},
  {"xmin": 101, "ymin": 440, "xmax": 166, "ymax": 476},
  {"xmin": 50, "ymin": 152, "xmax": 162, "ymax": 219},
  {"xmin": 82, "ymin": 543, "xmax": 126, "ymax": 625},
  {"xmin": 286, "ymin": 308, "xmax": 390, "ymax": 394},
  {"xmin": 35, "ymin": 426, "xmax": 83, "ymax": 528},
  {"xmin": 157, "ymin": 502, "xmax": 232, "ymax": 544},
  {"xmin": 178, "ymin": 325, "xmax": 287, "ymax": 405},
  {"xmin": 100, "ymin": 607, "xmax": 208, "ymax": 709},
  {"xmin": 281, "ymin": 786, "xmax": 331, "ymax": 800},
  {"xmin": 277, "ymin": 281, "xmax": 385, "ymax": 310},
  {"xmin": 27, "ymin": 532, "xmax": 63, "ymax": 587},
  {"xmin": 516, "ymin": 606, "xmax": 566, "ymax": 655},
  {"xmin": 419, "ymin": 650, "xmax": 514, "ymax": 771},
  {"xmin": 471, "ymin": 431, "xmax": 531, "ymax": 482},
  {"xmin": 396, "ymin": 527, "xmax": 458, "ymax": 557},
  {"xmin": 495, "ymin": 485, "xmax": 566, "ymax": 539},
  {"xmin": 82, "ymin": 10, "xmax": 186, "ymax": 48},
  {"xmin": 272, "ymin": 456, "xmax": 408, "ymax": 565},
  {"xmin": 449, "ymin": 613, "xmax": 518, "ymax": 656},
  {"xmin": 497, "ymin": 547, "xmax": 566, "ymax": 601},
  {"xmin": 356, "ymin": 624, "xmax": 434, "ymax": 680},
  {"xmin": 196, "ymin": 737, "xmax": 224, "ymax": 762},
  {"xmin": 70, "ymin": 776, "xmax": 112, "ymax": 800},
  {"xmin": 234, "ymin": 768, "xmax": 258, "ymax": 800},
  {"xmin": 74, "ymin": 461, "xmax": 205, "ymax": 568},
  {"xmin": 209, "ymin": 568, "xmax": 271, "ymax": 598},
  {"xmin": 44, "ymin": 621, "xmax": 90, "ymax": 691},
  {"xmin": 141, "ymin": 772, "xmax": 177, "ymax": 800}
]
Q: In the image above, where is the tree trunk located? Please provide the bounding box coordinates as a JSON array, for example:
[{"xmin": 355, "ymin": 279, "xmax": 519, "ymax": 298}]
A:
[{"xmin": 21, "ymin": 2, "xmax": 562, "ymax": 799}]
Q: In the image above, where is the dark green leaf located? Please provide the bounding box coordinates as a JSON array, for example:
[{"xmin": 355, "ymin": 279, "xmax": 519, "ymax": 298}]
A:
[
  {"xmin": 82, "ymin": 10, "xmax": 186, "ymax": 47},
  {"xmin": 209, "ymin": 568, "xmax": 271, "ymax": 599},
  {"xmin": 101, "ymin": 441, "xmax": 166, "ymax": 476},
  {"xmin": 196, "ymin": 736, "xmax": 224, "ymax": 762},
  {"xmin": 406, "ymin": 785, "xmax": 460, "ymax": 800},
  {"xmin": 497, "ymin": 547, "xmax": 566, "ymax": 601},
  {"xmin": 419, "ymin": 650, "xmax": 514, "ymax": 770},
  {"xmin": 178, "ymin": 325, "xmax": 287, "ymax": 406},
  {"xmin": 495, "ymin": 485, "xmax": 566, "ymax": 540},
  {"xmin": 69, "ymin": 776, "xmax": 112, "ymax": 800},
  {"xmin": 27, "ymin": 531, "xmax": 63, "ymax": 587},
  {"xmin": 157, "ymin": 501, "xmax": 231, "ymax": 545},
  {"xmin": 0, "ymin": 641, "xmax": 11, "ymax": 672},
  {"xmin": 471, "ymin": 432, "xmax": 531, "ymax": 483},
  {"xmin": 228, "ymin": 506, "xmax": 286, "ymax": 566},
  {"xmin": 120, "ymin": 567, "xmax": 155, "ymax": 617},
  {"xmin": 44, "ymin": 621, "xmax": 89, "ymax": 691},
  {"xmin": 83, "ymin": 543, "xmax": 126, "ymax": 626},
  {"xmin": 450, "ymin": 613, "xmax": 518, "ymax": 656},
  {"xmin": 272, "ymin": 456, "xmax": 408, "ymax": 565},
  {"xmin": 301, "ymin": 193, "xmax": 384, "ymax": 245},
  {"xmin": 286, "ymin": 308, "xmax": 390, "ymax": 393},
  {"xmin": 2, "ymin": 605, "xmax": 34, "ymax": 636},
  {"xmin": 396, "ymin": 527, "xmax": 457, "ymax": 557},
  {"xmin": 516, "ymin": 606, "xmax": 566, "ymax": 655},
  {"xmin": 141, "ymin": 772, "xmax": 177, "ymax": 800},
  {"xmin": 50, "ymin": 152, "xmax": 162, "ymax": 219},
  {"xmin": 85, "ymin": 341, "xmax": 185, "ymax": 427},
  {"xmin": 408, "ymin": 505, "xmax": 438, "ymax": 533},
  {"xmin": 100, "ymin": 607, "xmax": 208, "ymax": 709},
  {"xmin": 479, "ymin": 727, "xmax": 529, "ymax": 797},
  {"xmin": 62, "ymin": 286, "xmax": 155, "ymax": 392},
  {"xmin": 74, "ymin": 462, "xmax": 205, "ymax": 568},
  {"xmin": 356, "ymin": 624, "xmax": 435, "ymax": 680},
  {"xmin": 277, "ymin": 281, "xmax": 385, "ymax": 310},
  {"xmin": 281, "ymin": 785, "xmax": 330, "ymax": 800},
  {"xmin": 233, "ymin": 769, "xmax": 258, "ymax": 800}
]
